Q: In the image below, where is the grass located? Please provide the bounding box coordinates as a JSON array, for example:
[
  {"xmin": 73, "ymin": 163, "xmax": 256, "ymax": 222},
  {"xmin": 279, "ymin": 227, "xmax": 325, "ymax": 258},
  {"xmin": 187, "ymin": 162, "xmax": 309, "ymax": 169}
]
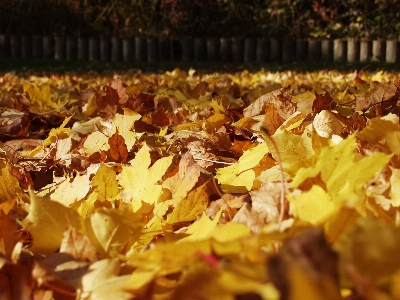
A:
[{"xmin": 0, "ymin": 57, "xmax": 399, "ymax": 76}]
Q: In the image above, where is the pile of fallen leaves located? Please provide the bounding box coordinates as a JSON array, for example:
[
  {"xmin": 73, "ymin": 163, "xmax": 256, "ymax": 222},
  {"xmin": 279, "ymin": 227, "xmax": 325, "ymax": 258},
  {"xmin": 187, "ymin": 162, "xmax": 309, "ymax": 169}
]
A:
[{"xmin": 0, "ymin": 68, "xmax": 400, "ymax": 299}]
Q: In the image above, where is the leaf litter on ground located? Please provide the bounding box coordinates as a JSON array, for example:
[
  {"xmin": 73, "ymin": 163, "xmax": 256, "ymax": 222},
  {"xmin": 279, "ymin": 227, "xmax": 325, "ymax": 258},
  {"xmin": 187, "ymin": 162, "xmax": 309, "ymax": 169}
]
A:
[{"xmin": 0, "ymin": 68, "xmax": 400, "ymax": 299}]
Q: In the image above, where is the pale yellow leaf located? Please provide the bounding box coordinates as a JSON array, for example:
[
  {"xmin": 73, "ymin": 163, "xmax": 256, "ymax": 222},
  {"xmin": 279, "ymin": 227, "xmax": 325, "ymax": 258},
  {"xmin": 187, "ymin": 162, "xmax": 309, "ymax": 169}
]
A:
[
  {"xmin": 51, "ymin": 173, "xmax": 91, "ymax": 206},
  {"xmin": 21, "ymin": 191, "xmax": 81, "ymax": 254},
  {"xmin": 84, "ymin": 207, "xmax": 142, "ymax": 258}
]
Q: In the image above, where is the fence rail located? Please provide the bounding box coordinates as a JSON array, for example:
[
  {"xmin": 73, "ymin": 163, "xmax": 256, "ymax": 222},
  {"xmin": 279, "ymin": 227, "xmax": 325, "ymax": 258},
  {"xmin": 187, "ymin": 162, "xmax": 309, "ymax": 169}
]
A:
[{"xmin": 0, "ymin": 35, "xmax": 399, "ymax": 64}]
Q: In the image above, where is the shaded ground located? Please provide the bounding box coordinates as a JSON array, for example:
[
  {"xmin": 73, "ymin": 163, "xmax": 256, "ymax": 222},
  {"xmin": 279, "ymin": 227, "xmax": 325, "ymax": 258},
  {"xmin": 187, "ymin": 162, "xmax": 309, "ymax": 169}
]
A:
[{"xmin": 1, "ymin": 57, "xmax": 399, "ymax": 76}]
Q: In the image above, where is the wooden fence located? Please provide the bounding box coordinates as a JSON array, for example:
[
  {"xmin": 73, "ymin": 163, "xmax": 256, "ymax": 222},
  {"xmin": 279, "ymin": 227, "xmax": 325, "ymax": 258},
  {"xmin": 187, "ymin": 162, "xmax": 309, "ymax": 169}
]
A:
[{"xmin": 0, "ymin": 35, "xmax": 399, "ymax": 64}]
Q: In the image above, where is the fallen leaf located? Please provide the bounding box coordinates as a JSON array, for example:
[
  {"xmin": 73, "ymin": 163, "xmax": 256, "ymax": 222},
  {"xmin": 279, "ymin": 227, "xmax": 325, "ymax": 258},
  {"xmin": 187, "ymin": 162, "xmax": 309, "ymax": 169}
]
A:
[
  {"xmin": 107, "ymin": 129, "xmax": 128, "ymax": 163},
  {"xmin": 21, "ymin": 191, "xmax": 81, "ymax": 254},
  {"xmin": 166, "ymin": 180, "xmax": 209, "ymax": 224},
  {"xmin": 118, "ymin": 144, "xmax": 173, "ymax": 212}
]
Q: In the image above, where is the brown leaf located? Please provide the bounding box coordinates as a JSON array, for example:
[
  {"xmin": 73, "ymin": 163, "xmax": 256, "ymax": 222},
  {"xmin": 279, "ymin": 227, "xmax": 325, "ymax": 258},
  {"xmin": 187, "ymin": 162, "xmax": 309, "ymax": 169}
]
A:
[
  {"xmin": 243, "ymin": 89, "xmax": 296, "ymax": 124},
  {"xmin": 126, "ymin": 92, "xmax": 155, "ymax": 115},
  {"xmin": 151, "ymin": 106, "xmax": 170, "ymax": 126},
  {"xmin": 263, "ymin": 103, "xmax": 286, "ymax": 135},
  {"xmin": 0, "ymin": 111, "xmax": 31, "ymax": 141},
  {"xmin": 312, "ymin": 91, "xmax": 336, "ymax": 114},
  {"xmin": 110, "ymin": 77, "xmax": 128, "ymax": 105},
  {"xmin": 268, "ymin": 228, "xmax": 341, "ymax": 300},
  {"xmin": 355, "ymin": 82, "xmax": 399, "ymax": 111},
  {"xmin": 107, "ymin": 129, "xmax": 128, "ymax": 163},
  {"xmin": 95, "ymin": 86, "xmax": 119, "ymax": 119},
  {"xmin": 0, "ymin": 211, "xmax": 21, "ymax": 258}
]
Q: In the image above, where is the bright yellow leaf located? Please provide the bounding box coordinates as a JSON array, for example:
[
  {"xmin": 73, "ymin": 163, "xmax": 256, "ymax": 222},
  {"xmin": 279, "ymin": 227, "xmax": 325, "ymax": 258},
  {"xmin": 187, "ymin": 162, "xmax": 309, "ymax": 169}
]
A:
[
  {"xmin": 167, "ymin": 180, "xmax": 209, "ymax": 224},
  {"xmin": 118, "ymin": 145, "xmax": 173, "ymax": 212},
  {"xmin": 91, "ymin": 163, "xmax": 120, "ymax": 202},
  {"xmin": 357, "ymin": 117, "xmax": 400, "ymax": 155},
  {"xmin": 216, "ymin": 142, "xmax": 269, "ymax": 193},
  {"xmin": 178, "ymin": 210, "xmax": 222, "ymax": 243},
  {"xmin": 79, "ymin": 131, "xmax": 109, "ymax": 156},
  {"xmin": 267, "ymin": 128, "xmax": 314, "ymax": 177},
  {"xmin": 291, "ymin": 135, "xmax": 392, "ymax": 210},
  {"xmin": 287, "ymin": 185, "xmax": 335, "ymax": 225}
]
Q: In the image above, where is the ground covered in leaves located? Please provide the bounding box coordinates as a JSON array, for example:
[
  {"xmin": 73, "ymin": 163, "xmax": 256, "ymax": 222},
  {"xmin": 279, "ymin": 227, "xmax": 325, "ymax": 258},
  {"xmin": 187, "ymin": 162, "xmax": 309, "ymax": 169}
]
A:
[{"xmin": 0, "ymin": 68, "xmax": 400, "ymax": 299}]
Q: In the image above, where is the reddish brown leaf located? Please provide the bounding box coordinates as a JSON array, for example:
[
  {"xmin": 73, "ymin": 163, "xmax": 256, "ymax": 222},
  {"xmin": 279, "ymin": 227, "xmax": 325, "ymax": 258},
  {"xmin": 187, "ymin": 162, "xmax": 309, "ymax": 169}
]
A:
[
  {"xmin": 107, "ymin": 129, "xmax": 128, "ymax": 163},
  {"xmin": 95, "ymin": 86, "xmax": 119, "ymax": 119},
  {"xmin": 126, "ymin": 92, "xmax": 155, "ymax": 115},
  {"xmin": 312, "ymin": 90, "xmax": 336, "ymax": 114},
  {"xmin": 151, "ymin": 106, "xmax": 170, "ymax": 126}
]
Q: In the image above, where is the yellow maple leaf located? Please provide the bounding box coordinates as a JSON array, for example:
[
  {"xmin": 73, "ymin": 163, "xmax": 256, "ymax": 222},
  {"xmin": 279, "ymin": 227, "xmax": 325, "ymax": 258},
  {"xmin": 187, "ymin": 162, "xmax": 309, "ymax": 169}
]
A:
[
  {"xmin": 216, "ymin": 142, "xmax": 269, "ymax": 193},
  {"xmin": 118, "ymin": 145, "xmax": 173, "ymax": 212},
  {"xmin": 111, "ymin": 109, "xmax": 141, "ymax": 151},
  {"xmin": 287, "ymin": 185, "xmax": 336, "ymax": 225},
  {"xmin": 23, "ymin": 82, "xmax": 58, "ymax": 111},
  {"xmin": 291, "ymin": 135, "xmax": 392, "ymax": 211},
  {"xmin": 0, "ymin": 160, "xmax": 22, "ymax": 203},
  {"xmin": 267, "ymin": 128, "xmax": 314, "ymax": 177},
  {"xmin": 162, "ymin": 152, "xmax": 201, "ymax": 201},
  {"xmin": 51, "ymin": 173, "xmax": 91, "ymax": 206},
  {"xmin": 84, "ymin": 207, "xmax": 143, "ymax": 258},
  {"xmin": 166, "ymin": 180, "xmax": 209, "ymax": 224},
  {"xmin": 21, "ymin": 190, "xmax": 81, "ymax": 254},
  {"xmin": 30, "ymin": 115, "xmax": 73, "ymax": 157},
  {"xmin": 389, "ymin": 167, "xmax": 400, "ymax": 207},
  {"xmin": 357, "ymin": 117, "xmax": 400, "ymax": 155},
  {"xmin": 178, "ymin": 210, "xmax": 222, "ymax": 243},
  {"xmin": 91, "ymin": 163, "xmax": 121, "ymax": 202},
  {"xmin": 79, "ymin": 131, "xmax": 109, "ymax": 156}
]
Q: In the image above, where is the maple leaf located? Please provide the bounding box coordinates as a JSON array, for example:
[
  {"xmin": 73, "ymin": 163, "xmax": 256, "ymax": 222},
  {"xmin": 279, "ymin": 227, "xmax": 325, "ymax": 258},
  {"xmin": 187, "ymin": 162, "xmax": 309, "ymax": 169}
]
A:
[
  {"xmin": 166, "ymin": 180, "xmax": 209, "ymax": 224},
  {"xmin": 91, "ymin": 163, "xmax": 120, "ymax": 202},
  {"xmin": 162, "ymin": 152, "xmax": 201, "ymax": 201},
  {"xmin": 0, "ymin": 211, "xmax": 21, "ymax": 257},
  {"xmin": 21, "ymin": 191, "xmax": 81, "ymax": 254},
  {"xmin": 216, "ymin": 142, "xmax": 269, "ymax": 193},
  {"xmin": 107, "ymin": 129, "xmax": 128, "ymax": 163},
  {"xmin": 266, "ymin": 128, "xmax": 314, "ymax": 177},
  {"xmin": 0, "ymin": 160, "xmax": 22, "ymax": 203},
  {"xmin": 83, "ymin": 207, "xmax": 142, "ymax": 258},
  {"xmin": 355, "ymin": 82, "xmax": 398, "ymax": 111},
  {"xmin": 50, "ymin": 172, "xmax": 91, "ymax": 206},
  {"xmin": 291, "ymin": 135, "xmax": 392, "ymax": 211},
  {"xmin": 357, "ymin": 117, "xmax": 400, "ymax": 155},
  {"xmin": 118, "ymin": 144, "xmax": 173, "ymax": 212}
]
